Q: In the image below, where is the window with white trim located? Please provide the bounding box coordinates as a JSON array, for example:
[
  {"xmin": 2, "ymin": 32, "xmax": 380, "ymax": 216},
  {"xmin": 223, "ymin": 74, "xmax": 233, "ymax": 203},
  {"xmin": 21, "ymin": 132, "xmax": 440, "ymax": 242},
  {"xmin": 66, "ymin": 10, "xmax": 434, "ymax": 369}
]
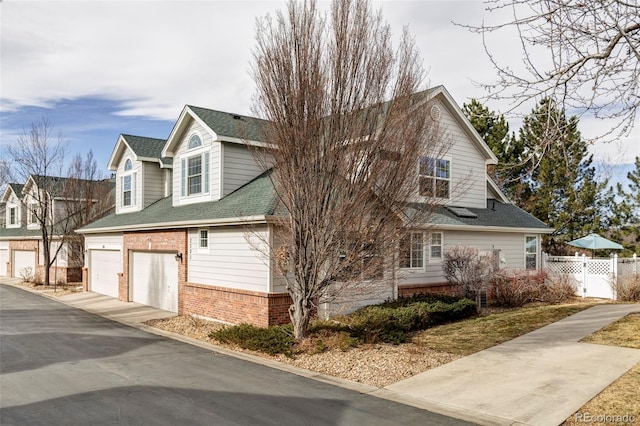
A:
[
  {"xmin": 199, "ymin": 229, "xmax": 209, "ymax": 249},
  {"xmin": 180, "ymin": 139, "xmax": 210, "ymax": 197},
  {"xmin": 121, "ymin": 158, "xmax": 136, "ymax": 207},
  {"xmin": 430, "ymin": 232, "xmax": 443, "ymax": 260},
  {"xmin": 9, "ymin": 207, "xmax": 17, "ymax": 225},
  {"xmin": 525, "ymin": 236, "xmax": 538, "ymax": 270},
  {"xmin": 28, "ymin": 203, "xmax": 39, "ymax": 225},
  {"xmin": 419, "ymin": 156, "xmax": 450, "ymax": 198},
  {"xmin": 400, "ymin": 231, "xmax": 443, "ymax": 268}
]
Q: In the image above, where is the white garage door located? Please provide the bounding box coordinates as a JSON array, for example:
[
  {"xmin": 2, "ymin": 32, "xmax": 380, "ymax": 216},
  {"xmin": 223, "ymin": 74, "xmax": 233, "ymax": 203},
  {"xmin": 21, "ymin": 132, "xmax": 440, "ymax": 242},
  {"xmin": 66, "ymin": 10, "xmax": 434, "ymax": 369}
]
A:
[
  {"xmin": 13, "ymin": 250, "xmax": 36, "ymax": 279},
  {"xmin": 89, "ymin": 250, "xmax": 120, "ymax": 298},
  {"xmin": 131, "ymin": 251, "xmax": 178, "ymax": 313},
  {"xmin": 0, "ymin": 249, "xmax": 8, "ymax": 276}
]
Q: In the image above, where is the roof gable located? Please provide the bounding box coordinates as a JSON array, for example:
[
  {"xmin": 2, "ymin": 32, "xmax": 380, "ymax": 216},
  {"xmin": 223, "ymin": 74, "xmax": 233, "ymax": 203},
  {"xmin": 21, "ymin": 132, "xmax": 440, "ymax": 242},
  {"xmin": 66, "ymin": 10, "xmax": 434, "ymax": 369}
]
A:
[
  {"xmin": 162, "ymin": 105, "xmax": 271, "ymax": 157},
  {"xmin": 427, "ymin": 86, "xmax": 498, "ymax": 164},
  {"xmin": 107, "ymin": 134, "xmax": 168, "ymax": 170},
  {"xmin": 1, "ymin": 183, "xmax": 24, "ymax": 202}
]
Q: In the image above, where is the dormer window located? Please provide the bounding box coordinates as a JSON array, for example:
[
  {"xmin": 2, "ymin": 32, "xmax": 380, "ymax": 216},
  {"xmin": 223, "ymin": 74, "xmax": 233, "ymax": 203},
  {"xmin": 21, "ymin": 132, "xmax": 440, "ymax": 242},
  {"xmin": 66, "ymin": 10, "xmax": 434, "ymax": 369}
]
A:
[
  {"xmin": 180, "ymin": 133, "xmax": 209, "ymax": 198},
  {"xmin": 9, "ymin": 207, "xmax": 17, "ymax": 225},
  {"xmin": 188, "ymin": 134, "xmax": 202, "ymax": 149},
  {"xmin": 121, "ymin": 158, "xmax": 136, "ymax": 208}
]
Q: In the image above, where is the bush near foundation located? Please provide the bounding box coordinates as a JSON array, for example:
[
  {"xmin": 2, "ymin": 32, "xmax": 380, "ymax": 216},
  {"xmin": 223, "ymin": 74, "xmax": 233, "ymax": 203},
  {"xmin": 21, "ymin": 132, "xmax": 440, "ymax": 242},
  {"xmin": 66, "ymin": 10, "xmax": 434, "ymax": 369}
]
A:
[
  {"xmin": 490, "ymin": 269, "xmax": 576, "ymax": 307},
  {"xmin": 614, "ymin": 274, "xmax": 640, "ymax": 301},
  {"xmin": 210, "ymin": 294, "xmax": 477, "ymax": 354}
]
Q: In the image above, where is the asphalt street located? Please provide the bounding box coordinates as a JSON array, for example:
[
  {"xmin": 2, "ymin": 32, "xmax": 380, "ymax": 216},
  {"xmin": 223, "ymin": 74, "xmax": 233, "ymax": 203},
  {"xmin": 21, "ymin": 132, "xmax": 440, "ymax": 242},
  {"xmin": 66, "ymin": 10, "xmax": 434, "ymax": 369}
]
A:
[{"xmin": 0, "ymin": 285, "xmax": 472, "ymax": 426}]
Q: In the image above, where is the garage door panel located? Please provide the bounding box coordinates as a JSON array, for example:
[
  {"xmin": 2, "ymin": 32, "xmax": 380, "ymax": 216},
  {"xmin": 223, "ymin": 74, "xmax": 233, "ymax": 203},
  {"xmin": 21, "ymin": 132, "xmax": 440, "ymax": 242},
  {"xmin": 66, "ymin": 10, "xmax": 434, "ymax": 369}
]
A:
[
  {"xmin": 13, "ymin": 250, "xmax": 36, "ymax": 279},
  {"xmin": 131, "ymin": 252, "xmax": 178, "ymax": 313},
  {"xmin": 90, "ymin": 250, "xmax": 120, "ymax": 298},
  {"xmin": 0, "ymin": 249, "xmax": 8, "ymax": 276}
]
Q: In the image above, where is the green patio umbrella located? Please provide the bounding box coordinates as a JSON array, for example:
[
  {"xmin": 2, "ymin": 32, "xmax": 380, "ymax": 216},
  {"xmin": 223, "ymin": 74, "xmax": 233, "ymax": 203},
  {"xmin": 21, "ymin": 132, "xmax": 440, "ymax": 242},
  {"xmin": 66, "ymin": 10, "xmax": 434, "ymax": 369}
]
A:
[{"xmin": 567, "ymin": 233, "xmax": 624, "ymax": 258}]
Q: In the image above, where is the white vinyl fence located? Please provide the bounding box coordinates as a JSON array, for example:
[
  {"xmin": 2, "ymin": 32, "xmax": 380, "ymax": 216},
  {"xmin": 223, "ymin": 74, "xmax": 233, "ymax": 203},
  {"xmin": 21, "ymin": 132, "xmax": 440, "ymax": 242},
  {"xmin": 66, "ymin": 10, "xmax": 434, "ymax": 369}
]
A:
[{"xmin": 543, "ymin": 253, "xmax": 638, "ymax": 300}]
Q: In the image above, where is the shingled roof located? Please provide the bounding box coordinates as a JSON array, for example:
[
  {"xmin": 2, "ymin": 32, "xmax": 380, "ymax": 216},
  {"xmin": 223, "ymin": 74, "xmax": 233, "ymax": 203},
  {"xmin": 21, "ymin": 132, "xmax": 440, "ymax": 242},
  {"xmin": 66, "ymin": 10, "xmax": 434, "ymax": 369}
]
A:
[
  {"xmin": 187, "ymin": 106, "xmax": 271, "ymax": 142},
  {"xmin": 78, "ymin": 170, "xmax": 279, "ymax": 232}
]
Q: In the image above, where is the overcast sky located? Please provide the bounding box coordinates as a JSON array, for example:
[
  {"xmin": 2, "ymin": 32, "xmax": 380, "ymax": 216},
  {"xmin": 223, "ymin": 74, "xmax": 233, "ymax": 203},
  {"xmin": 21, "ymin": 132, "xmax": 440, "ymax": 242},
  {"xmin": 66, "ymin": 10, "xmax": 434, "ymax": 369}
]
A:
[{"xmin": 1, "ymin": 0, "xmax": 638, "ymax": 179}]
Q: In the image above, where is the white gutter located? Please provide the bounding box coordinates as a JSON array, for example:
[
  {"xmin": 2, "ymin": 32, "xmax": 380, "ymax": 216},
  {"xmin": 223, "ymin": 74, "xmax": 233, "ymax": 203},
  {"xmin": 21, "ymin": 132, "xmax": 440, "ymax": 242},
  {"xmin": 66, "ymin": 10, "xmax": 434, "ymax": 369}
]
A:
[{"xmin": 77, "ymin": 215, "xmax": 272, "ymax": 234}]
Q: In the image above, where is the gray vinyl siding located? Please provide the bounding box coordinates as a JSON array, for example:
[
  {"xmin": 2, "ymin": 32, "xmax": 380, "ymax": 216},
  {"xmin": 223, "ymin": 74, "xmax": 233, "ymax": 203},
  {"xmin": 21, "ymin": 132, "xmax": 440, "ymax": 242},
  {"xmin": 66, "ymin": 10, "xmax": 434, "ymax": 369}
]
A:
[
  {"xmin": 172, "ymin": 119, "xmax": 219, "ymax": 206},
  {"xmin": 437, "ymin": 100, "xmax": 487, "ymax": 208},
  {"xmin": 142, "ymin": 162, "xmax": 164, "ymax": 208},
  {"xmin": 187, "ymin": 226, "xmax": 270, "ymax": 292},
  {"xmin": 399, "ymin": 230, "xmax": 537, "ymax": 286},
  {"xmin": 222, "ymin": 143, "xmax": 263, "ymax": 197}
]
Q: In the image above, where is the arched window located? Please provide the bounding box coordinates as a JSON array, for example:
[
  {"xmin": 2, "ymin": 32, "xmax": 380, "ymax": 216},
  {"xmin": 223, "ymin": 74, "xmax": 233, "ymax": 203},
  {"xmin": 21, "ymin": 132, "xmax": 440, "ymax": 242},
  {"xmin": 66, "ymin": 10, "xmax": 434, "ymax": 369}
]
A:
[
  {"xmin": 124, "ymin": 158, "xmax": 133, "ymax": 171},
  {"xmin": 188, "ymin": 134, "xmax": 202, "ymax": 149}
]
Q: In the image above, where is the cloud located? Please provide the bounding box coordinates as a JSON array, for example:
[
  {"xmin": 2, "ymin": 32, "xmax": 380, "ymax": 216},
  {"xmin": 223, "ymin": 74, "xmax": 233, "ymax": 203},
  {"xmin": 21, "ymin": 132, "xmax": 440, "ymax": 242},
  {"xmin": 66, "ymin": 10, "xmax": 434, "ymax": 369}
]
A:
[{"xmin": 2, "ymin": 0, "xmax": 637, "ymax": 164}]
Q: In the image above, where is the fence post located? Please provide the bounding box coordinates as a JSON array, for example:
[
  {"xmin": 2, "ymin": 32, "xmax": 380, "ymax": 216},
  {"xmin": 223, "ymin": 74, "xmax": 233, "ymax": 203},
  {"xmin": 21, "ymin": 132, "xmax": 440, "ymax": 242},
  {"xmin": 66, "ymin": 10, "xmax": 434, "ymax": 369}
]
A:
[
  {"xmin": 581, "ymin": 254, "xmax": 587, "ymax": 298},
  {"xmin": 612, "ymin": 254, "xmax": 618, "ymax": 300},
  {"xmin": 634, "ymin": 253, "xmax": 638, "ymax": 275}
]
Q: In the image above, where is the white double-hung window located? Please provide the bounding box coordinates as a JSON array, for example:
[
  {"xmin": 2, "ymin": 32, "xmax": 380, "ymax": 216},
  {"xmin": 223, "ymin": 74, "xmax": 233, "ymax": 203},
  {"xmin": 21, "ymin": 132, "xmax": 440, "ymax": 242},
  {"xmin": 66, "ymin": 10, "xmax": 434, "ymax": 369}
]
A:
[
  {"xmin": 400, "ymin": 231, "xmax": 444, "ymax": 269},
  {"xmin": 181, "ymin": 134, "xmax": 209, "ymax": 198},
  {"xmin": 121, "ymin": 159, "xmax": 136, "ymax": 207},
  {"xmin": 419, "ymin": 156, "xmax": 450, "ymax": 199}
]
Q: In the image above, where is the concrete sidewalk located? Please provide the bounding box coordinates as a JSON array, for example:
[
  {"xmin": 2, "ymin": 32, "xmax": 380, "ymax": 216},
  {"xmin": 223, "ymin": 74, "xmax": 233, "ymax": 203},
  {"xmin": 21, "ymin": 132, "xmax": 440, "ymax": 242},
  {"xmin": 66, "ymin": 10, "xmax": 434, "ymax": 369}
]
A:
[{"xmin": 384, "ymin": 303, "xmax": 640, "ymax": 426}]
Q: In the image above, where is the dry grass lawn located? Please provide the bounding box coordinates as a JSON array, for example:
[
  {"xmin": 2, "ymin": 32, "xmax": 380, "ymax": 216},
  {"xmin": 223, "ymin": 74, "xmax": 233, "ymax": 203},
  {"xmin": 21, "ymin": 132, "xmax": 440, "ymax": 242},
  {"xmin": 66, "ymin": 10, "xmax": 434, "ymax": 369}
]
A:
[
  {"xmin": 562, "ymin": 313, "xmax": 640, "ymax": 425},
  {"xmin": 414, "ymin": 303, "xmax": 597, "ymax": 355}
]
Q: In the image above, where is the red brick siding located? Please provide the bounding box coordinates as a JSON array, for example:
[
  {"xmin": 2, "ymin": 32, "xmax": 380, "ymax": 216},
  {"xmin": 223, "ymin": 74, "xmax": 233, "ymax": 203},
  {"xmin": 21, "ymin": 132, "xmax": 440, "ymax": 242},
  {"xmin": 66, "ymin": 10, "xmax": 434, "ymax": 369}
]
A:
[
  {"xmin": 182, "ymin": 282, "xmax": 292, "ymax": 327},
  {"xmin": 398, "ymin": 283, "xmax": 461, "ymax": 297}
]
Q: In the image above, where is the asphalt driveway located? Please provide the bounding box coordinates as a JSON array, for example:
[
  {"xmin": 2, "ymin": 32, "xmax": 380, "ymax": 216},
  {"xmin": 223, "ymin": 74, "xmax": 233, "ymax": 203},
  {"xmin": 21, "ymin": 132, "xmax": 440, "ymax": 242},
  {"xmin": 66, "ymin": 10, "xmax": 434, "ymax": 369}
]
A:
[{"xmin": 0, "ymin": 284, "xmax": 470, "ymax": 426}]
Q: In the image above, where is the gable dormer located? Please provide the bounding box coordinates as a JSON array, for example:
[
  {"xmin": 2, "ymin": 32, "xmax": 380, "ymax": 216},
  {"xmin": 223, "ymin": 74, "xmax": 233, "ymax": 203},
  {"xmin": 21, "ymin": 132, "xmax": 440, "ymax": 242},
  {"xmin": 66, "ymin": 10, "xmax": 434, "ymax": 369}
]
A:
[
  {"xmin": 2, "ymin": 183, "xmax": 25, "ymax": 229},
  {"xmin": 108, "ymin": 134, "xmax": 170, "ymax": 214},
  {"xmin": 414, "ymin": 87, "xmax": 498, "ymax": 209},
  {"xmin": 163, "ymin": 106, "xmax": 268, "ymax": 207}
]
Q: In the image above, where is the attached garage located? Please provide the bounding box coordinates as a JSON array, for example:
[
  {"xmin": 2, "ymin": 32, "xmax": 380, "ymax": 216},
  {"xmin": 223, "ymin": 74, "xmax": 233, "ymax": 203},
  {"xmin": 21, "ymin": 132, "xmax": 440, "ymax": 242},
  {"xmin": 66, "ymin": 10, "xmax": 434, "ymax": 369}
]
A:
[
  {"xmin": 0, "ymin": 248, "xmax": 8, "ymax": 276},
  {"xmin": 130, "ymin": 251, "xmax": 178, "ymax": 312},
  {"xmin": 89, "ymin": 249, "xmax": 121, "ymax": 298},
  {"xmin": 13, "ymin": 250, "xmax": 36, "ymax": 279}
]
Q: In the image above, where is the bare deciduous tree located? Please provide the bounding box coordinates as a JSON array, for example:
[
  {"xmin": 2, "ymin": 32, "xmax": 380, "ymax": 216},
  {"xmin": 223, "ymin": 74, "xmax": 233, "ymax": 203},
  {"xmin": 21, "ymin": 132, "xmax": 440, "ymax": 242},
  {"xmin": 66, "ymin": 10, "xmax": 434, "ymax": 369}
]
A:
[
  {"xmin": 463, "ymin": 0, "xmax": 639, "ymax": 141},
  {"xmin": 251, "ymin": 0, "xmax": 446, "ymax": 339},
  {"xmin": 5, "ymin": 118, "xmax": 113, "ymax": 285}
]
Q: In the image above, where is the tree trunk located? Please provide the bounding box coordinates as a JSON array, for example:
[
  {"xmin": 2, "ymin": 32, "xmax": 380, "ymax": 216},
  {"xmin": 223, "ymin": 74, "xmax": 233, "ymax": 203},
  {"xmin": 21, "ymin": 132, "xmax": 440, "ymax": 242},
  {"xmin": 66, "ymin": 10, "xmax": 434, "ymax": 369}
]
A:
[{"xmin": 289, "ymin": 293, "xmax": 312, "ymax": 340}]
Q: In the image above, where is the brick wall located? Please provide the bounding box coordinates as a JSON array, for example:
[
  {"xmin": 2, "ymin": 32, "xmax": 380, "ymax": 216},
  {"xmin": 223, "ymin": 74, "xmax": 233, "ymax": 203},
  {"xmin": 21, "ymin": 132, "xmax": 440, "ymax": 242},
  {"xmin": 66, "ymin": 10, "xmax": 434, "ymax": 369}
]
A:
[
  {"xmin": 182, "ymin": 282, "xmax": 292, "ymax": 327},
  {"xmin": 398, "ymin": 283, "xmax": 460, "ymax": 297}
]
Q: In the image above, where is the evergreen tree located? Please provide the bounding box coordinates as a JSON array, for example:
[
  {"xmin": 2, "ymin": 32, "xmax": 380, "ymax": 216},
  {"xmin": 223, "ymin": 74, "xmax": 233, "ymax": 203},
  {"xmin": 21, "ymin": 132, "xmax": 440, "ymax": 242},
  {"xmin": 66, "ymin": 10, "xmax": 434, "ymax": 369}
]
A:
[
  {"xmin": 608, "ymin": 157, "xmax": 640, "ymax": 254},
  {"xmin": 518, "ymin": 99, "xmax": 608, "ymax": 254},
  {"xmin": 462, "ymin": 99, "xmax": 528, "ymax": 202}
]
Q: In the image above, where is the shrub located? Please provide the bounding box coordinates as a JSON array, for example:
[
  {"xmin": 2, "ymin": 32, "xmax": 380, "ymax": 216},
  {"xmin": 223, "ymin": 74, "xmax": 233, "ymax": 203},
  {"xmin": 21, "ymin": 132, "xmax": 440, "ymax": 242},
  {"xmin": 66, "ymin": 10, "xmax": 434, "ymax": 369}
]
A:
[
  {"xmin": 538, "ymin": 272, "xmax": 577, "ymax": 304},
  {"xmin": 340, "ymin": 297, "xmax": 477, "ymax": 344},
  {"xmin": 614, "ymin": 274, "xmax": 640, "ymax": 302},
  {"xmin": 443, "ymin": 246, "xmax": 493, "ymax": 298},
  {"xmin": 490, "ymin": 269, "xmax": 548, "ymax": 307},
  {"xmin": 210, "ymin": 323, "xmax": 296, "ymax": 357},
  {"xmin": 19, "ymin": 267, "xmax": 34, "ymax": 283}
]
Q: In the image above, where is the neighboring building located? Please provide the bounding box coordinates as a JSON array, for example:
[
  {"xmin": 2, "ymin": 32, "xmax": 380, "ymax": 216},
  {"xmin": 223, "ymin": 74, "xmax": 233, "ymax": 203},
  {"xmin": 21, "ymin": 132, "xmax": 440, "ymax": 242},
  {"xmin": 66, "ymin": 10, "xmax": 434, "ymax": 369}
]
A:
[
  {"xmin": 77, "ymin": 86, "xmax": 552, "ymax": 326},
  {"xmin": 0, "ymin": 176, "xmax": 113, "ymax": 283}
]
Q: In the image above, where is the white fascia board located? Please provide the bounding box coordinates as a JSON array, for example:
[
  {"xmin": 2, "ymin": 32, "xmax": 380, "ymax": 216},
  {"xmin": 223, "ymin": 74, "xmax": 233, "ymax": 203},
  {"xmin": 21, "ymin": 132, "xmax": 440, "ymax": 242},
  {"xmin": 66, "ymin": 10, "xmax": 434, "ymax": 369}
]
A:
[
  {"xmin": 429, "ymin": 224, "xmax": 554, "ymax": 234},
  {"xmin": 107, "ymin": 135, "xmax": 133, "ymax": 171},
  {"xmin": 487, "ymin": 176, "xmax": 510, "ymax": 204},
  {"xmin": 162, "ymin": 106, "xmax": 218, "ymax": 158},
  {"xmin": 218, "ymin": 136, "xmax": 273, "ymax": 148},
  {"xmin": 77, "ymin": 215, "xmax": 270, "ymax": 234}
]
